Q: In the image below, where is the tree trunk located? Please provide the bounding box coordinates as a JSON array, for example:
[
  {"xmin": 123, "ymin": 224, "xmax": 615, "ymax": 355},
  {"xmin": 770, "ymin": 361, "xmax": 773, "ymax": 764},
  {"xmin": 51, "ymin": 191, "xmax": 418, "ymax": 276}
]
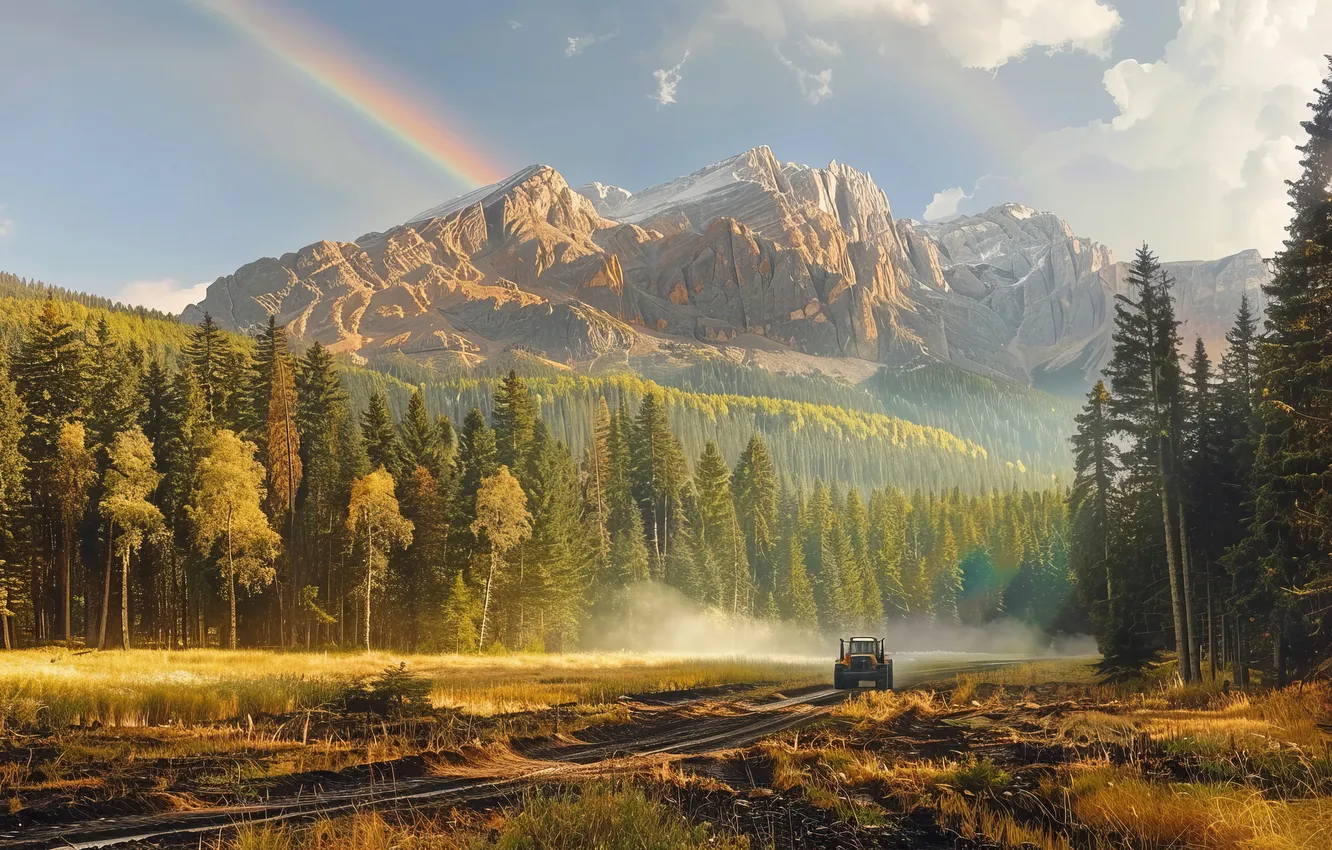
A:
[
  {"xmin": 99, "ymin": 521, "xmax": 114, "ymax": 651},
  {"xmin": 121, "ymin": 550, "xmax": 131, "ymax": 650},
  {"xmin": 227, "ymin": 511, "xmax": 237, "ymax": 651},
  {"xmin": 1274, "ymin": 612, "xmax": 1288, "ymax": 688},
  {"xmin": 479, "ymin": 548, "xmax": 497, "ymax": 651},
  {"xmin": 60, "ymin": 524, "xmax": 72, "ymax": 647},
  {"xmin": 1158, "ymin": 436, "xmax": 1191, "ymax": 682},
  {"xmin": 1178, "ymin": 503, "xmax": 1200, "ymax": 682},
  {"xmin": 363, "ymin": 523, "xmax": 373, "ymax": 651},
  {"xmin": 1206, "ymin": 564, "xmax": 1216, "ymax": 680}
]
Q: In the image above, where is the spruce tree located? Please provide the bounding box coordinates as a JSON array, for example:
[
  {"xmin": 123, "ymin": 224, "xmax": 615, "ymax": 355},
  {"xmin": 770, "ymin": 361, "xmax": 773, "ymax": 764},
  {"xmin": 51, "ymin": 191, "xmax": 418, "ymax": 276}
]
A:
[
  {"xmin": 1105, "ymin": 244, "xmax": 1194, "ymax": 680},
  {"xmin": 732, "ymin": 434, "xmax": 778, "ymax": 596},
  {"xmin": 1228, "ymin": 59, "xmax": 1332, "ymax": 683},
  {"xmin": 695, "ymin": 441, "xmax": 748, "ymax": 614},
  {"xmin": 361, "ymin": 390, "xmax": 401, "ymax": 477},
  {"xmin": 492, "ymin": 371, "xmax": 539, "ymax": 473}
]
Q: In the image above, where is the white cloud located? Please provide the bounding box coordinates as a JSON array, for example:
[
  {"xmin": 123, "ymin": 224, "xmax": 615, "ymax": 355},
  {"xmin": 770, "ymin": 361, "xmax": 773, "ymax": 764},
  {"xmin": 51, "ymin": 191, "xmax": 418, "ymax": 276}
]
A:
[
  {"xmin": 970, "ymin": 0, "xmax": 1332, "ymax": 260},
  {"xmin": 776, "ymin": 49, "xmax": 833, "ymax": 104},
  {"xmin": 803, "ymin": 36, "xmax": 842, "ymax": 58},
  {"xmin": 653, "ymin": 51, "xmax": 690, "ymax": 105},
  {"xmin": 565, "ymin": 31, "xmax": 618, "ymax": 57},
  {"xmin": 724, "ymin": 0, "xmax": 1121, "ymax": 69},
  {"xmin": 923, "ymin": 187, "xmax": 967, "ymax": 221},
  {"xmin": 116, "ymin": 279, "xmax": 211, "ymax": 315}
]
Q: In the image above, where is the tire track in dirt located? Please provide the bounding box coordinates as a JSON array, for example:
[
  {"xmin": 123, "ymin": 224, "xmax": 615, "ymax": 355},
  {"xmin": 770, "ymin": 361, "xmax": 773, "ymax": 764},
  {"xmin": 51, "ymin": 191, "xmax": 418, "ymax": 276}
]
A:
[{"xmin": 6, "ymin": 688, "xmax": 846, "ymax": 849}]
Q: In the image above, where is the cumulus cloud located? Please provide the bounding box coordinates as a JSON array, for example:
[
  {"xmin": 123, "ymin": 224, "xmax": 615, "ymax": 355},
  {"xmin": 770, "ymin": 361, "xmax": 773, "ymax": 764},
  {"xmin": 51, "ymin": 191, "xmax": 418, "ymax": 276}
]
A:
[
  {"xmin": 724, "ymin": 0, "xmax": 1120, "ymax": 70},
  {"xmin": 958, "ymin": 0, "xmax": 1330, "ymax": 260},
  {"xmin": 776, "ymin": 49, "xmax": 833, "ymax": 104},
  {"xmin": 923, "ymin": 187, "xmax": 968, "ymax": 221},
  {"xmin": 652, "ymin": 51, "xmax": 690, "ymax": 105},
  {"xmin": 565, "ymin": 31, "xmax": 618, "ymax": 57},
  {"xmin": 116, "ymin": 279, "xmax": 211, "ymax": 315}
]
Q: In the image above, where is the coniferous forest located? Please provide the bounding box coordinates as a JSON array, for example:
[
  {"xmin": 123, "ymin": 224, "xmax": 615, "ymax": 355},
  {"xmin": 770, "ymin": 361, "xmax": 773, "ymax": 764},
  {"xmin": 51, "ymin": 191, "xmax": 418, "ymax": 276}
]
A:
[
  {"xmin": 1067, "ymin": 67, "xmax": 1332, "ymax": 684},
  {"xmin": 0, "ymin": 296, "xmax": 1072, "ymax": 652}
]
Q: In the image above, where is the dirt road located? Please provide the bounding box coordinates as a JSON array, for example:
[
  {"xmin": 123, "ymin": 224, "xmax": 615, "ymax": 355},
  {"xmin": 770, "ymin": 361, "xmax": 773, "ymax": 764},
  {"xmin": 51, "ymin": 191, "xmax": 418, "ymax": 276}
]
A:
[{"xmin": 5, "ymin": 655, "xmax": 1033, "ymax": 849}]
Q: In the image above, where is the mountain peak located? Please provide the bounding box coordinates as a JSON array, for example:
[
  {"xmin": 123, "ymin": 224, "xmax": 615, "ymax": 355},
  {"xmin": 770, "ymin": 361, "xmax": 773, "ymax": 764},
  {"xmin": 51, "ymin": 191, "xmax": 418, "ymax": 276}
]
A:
[{"xmin": 409, "ymin": 164, "xmax": 567, "ymax": 224}]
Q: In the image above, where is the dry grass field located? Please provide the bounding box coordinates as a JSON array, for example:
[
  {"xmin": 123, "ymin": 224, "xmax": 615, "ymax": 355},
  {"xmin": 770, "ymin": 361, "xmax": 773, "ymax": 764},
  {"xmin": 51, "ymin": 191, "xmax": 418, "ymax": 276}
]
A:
[{"xmin": 0, "ymin": 647, "xmax": 827, "ymax": 729}]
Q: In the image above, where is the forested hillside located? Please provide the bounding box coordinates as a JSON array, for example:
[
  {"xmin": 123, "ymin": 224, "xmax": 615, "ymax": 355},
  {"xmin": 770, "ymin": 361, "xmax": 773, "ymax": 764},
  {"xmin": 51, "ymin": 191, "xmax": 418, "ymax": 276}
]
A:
[{"xmin": 0, "ymin": 289, "xmax": 1076, "ymax": 652}]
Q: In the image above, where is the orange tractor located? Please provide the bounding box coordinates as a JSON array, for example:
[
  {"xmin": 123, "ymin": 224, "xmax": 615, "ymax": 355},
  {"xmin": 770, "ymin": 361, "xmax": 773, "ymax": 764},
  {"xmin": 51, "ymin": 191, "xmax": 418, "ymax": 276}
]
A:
[{"xmin": 834, "ymin": 636, "xmax": 893, "ymax": 690}]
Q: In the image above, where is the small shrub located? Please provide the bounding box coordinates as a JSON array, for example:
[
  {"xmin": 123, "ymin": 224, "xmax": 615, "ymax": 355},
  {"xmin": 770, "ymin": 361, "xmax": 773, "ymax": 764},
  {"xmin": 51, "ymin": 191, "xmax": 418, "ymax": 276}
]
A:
[
  {"xmin": 936, "ymin": 758, "xmax": 1012, "ymax": 793},
  {"xmin": 344, "ymin": 664, "xmax": 432, "ymax": 716}
]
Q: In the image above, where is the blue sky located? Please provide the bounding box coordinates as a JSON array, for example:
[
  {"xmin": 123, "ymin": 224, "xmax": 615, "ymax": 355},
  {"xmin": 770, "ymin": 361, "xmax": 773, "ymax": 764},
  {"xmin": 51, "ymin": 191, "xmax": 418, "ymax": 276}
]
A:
[{"xmin": 0, "ymin": 1, "xmax": 1323, "ymax": 312}]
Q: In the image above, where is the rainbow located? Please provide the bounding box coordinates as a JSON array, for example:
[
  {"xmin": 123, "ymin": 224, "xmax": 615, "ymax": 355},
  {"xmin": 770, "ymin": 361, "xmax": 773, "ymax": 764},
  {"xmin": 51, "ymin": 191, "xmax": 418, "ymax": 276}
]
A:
[{"xmin": 193, "ymin": 0, "xmax": 506, "ymax": 189}]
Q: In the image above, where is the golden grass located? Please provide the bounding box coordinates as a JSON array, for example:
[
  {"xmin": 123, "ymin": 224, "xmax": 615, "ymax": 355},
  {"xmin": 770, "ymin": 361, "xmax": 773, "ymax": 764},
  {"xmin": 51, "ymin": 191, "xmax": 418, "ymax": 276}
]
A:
[
  {"xmin": 1062, "ymin": 764, "xmax": 1332, "ymax": 849},
  {"xmin": 0, "ymin": 648, "xmax": 824, "ymax": 729},
  {"xmin": 221, "ymin": 783, "xmax": 749, "ymax": 850},
  {"xmin": 832, "ymin": 688, "xmax": 947, "ymax": 724}
]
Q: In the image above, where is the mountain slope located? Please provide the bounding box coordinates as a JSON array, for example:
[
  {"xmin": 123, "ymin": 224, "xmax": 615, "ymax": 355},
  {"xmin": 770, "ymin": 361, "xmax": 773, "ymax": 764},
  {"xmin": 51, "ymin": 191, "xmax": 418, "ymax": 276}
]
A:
[{"xmin": 183, "ymin": 146, "xmax": 1269, "ymax": 392}]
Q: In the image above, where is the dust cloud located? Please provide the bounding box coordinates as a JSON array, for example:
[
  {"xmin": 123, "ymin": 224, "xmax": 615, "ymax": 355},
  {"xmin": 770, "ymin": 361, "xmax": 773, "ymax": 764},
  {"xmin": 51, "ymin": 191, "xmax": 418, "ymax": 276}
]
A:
[{"xmin": 582, "ymin": 582, "xmax": 1097, "ymax": 660}]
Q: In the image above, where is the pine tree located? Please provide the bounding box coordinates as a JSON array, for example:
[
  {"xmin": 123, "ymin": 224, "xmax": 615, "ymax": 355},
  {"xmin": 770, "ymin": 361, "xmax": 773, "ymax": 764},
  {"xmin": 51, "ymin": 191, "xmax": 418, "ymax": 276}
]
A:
[
  {"xmin": 361, "ymin": 391, "xmax": 400, "ymax": 478},
  {"xmin": 630, "ymin": 392, "xmax": 688, "ymax": 563},
  {"xmin": 452, "ymin": 407, "xmax": 498, "ymax": 566},
  {"xmin": 439, "ymin": 572, "xmax": 478, "ymax": 653},
  {"xmin": 774, "ymin": 489, "xmax": 818, "ymax": 629},
  {"xmin": 1069, "ymin": 379, "xmax": 1118, "ymax": 650},
  {"xmin": 520, "ymin": 427, "xmax": 588, "ymax": 650},
  {"xmin": 584, "ymin": 398, "xmax": 612, "ymax": 564},
  {"xmin": 266, "ymin": 351, "xmax": 302, "ymax": 645},
  {"xmin": 184, "ymin": 313, "xmax": 230, "ymax": 428},
  {"xmin": 869, "ymin": 488, "xmax": 908, "ymax": 618},
  {"xmin": 400, "ymin": 389, "xmax": 446, "ymax": 479},
  {"xmin": 695, "ymin": 441, "xmax": 748, "ymax": 613},
  {"xmin": 393, "ymin": 466, "xmax": 448, "ymax": 650},
  {"xmin": 732, "ymin": 435, "xmax": 778, "ymax": 597},
  {"xmin": 1228, "ymin": 60, "xmax": 1332, "ymax": 683},
  {"xmin": 1105, "ymin": 245, "xmax": 1194, "ymax": 680},
  {"xmin": 12, "ymin": 297, "xmax": 86, "ymax": 642},
  {"xmin": 492, "ymin": 371, "xmax": 539, "ymax": 473}
]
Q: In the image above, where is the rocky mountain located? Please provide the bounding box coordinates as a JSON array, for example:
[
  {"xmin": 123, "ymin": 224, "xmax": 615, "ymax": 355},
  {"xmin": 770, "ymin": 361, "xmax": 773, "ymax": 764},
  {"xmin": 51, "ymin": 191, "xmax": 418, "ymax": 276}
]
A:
[{"xmin": 182, "ymin": 146, "xmax": 1269, "ymax": 392}]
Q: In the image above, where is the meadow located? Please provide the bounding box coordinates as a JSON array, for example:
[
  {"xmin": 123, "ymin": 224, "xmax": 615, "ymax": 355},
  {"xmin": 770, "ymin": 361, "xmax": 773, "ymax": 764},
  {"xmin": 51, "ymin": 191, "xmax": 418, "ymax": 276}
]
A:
[{"xmin": 0, "ymin": 647, "xmax": 828, "ymax": 730}]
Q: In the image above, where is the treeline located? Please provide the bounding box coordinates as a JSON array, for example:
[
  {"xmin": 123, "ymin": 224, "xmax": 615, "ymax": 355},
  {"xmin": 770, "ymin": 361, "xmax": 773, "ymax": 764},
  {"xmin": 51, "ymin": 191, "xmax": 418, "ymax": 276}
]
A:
[
  {"xmin": 0, "ymin": 273, "xmax": 180, "ymax": 324},
  {"xmin": 1068, "ymin": 63, "xmax": 1332, "ymax": 684},
  {"xmin": 0, "ymin": 304, "xmax": 1072, "ymax": 651},
  {"xmin": 341, "ymin": 368, "xmax": 1053, "ymax": 496}
]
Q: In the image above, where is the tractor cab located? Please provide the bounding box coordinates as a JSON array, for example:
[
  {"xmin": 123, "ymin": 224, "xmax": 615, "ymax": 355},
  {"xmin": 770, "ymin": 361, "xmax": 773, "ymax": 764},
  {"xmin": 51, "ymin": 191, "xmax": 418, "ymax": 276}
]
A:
[{"xmin": 834, "ymin": 636, "xmax": 893, "ymax": 690}]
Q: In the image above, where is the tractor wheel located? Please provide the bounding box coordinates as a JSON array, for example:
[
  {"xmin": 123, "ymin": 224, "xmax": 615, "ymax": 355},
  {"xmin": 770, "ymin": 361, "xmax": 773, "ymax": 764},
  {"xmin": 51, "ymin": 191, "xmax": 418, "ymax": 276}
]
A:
[
  {"xmin": 833, "ymin": 667, "xmax": 844, "ymax": 690},
  {"xmin": 882, "ymin": 664, "xmax": 894, "ymax": 691}
]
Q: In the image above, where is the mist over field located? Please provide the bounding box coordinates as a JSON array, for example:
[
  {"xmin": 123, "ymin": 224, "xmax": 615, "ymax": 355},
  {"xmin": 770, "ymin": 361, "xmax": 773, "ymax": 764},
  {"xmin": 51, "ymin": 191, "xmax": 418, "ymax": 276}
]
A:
[{"xmin": 583, "ymin": 582, "xmax": 1095, "ymax": 660}]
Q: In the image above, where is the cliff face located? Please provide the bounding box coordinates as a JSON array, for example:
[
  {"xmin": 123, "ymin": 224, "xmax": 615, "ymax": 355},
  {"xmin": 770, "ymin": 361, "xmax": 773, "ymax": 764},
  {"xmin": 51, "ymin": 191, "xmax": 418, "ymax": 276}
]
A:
[{"xmin": 183, "ymin": 147, "xmax": 1269, "ymax": 389}]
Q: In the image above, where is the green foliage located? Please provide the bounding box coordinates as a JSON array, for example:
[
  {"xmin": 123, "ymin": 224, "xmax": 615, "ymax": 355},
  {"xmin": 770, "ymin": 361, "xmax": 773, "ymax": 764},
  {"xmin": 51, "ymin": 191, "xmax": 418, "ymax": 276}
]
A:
[{"xmin": 343, "ymin": 663, "xmax": 432, "ymax": 716}]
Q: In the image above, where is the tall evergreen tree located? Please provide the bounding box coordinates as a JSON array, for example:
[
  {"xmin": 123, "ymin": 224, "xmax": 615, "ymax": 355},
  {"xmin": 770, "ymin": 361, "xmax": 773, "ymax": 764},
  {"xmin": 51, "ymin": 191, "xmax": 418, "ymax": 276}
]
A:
[
  {"xmin": 1105, "ymin": 244, "xmax": 1194, "ymax": 680},
  {"xmin": 1228, "ymin": 60, "xmax": 1332, "ymax": 682},
  {"xmin": 492, "ymin": 371, "xmax": 539, "ymax": 473},
  {"xmin": 732, "ymin": 434, "xmax": 778, "ymax": 597},
  {"xmin": 361, "ymin": 391, "xmax": 400, "ymax": 478}
]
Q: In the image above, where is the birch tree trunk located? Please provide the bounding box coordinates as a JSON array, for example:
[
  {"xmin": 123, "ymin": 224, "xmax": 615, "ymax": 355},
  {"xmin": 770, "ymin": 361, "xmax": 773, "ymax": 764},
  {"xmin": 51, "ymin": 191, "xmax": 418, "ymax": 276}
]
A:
[
  {"xmin": 121, "ymin": 549, "xmax": 131, "ymax": 650},
  {"xmin": 479, "ymin": 548, "xmax": 497, "ymax": 651},
  {"xmin": 227, "ymin": 509, "xmax": 237, "ymax": 651},
  {"xmin": 363, "ymin": 522, "xmax": 373, "ymax": 651},
  {"xmin": 99, "ymin": 521, "xmax": 114, "ymax": 651}
]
